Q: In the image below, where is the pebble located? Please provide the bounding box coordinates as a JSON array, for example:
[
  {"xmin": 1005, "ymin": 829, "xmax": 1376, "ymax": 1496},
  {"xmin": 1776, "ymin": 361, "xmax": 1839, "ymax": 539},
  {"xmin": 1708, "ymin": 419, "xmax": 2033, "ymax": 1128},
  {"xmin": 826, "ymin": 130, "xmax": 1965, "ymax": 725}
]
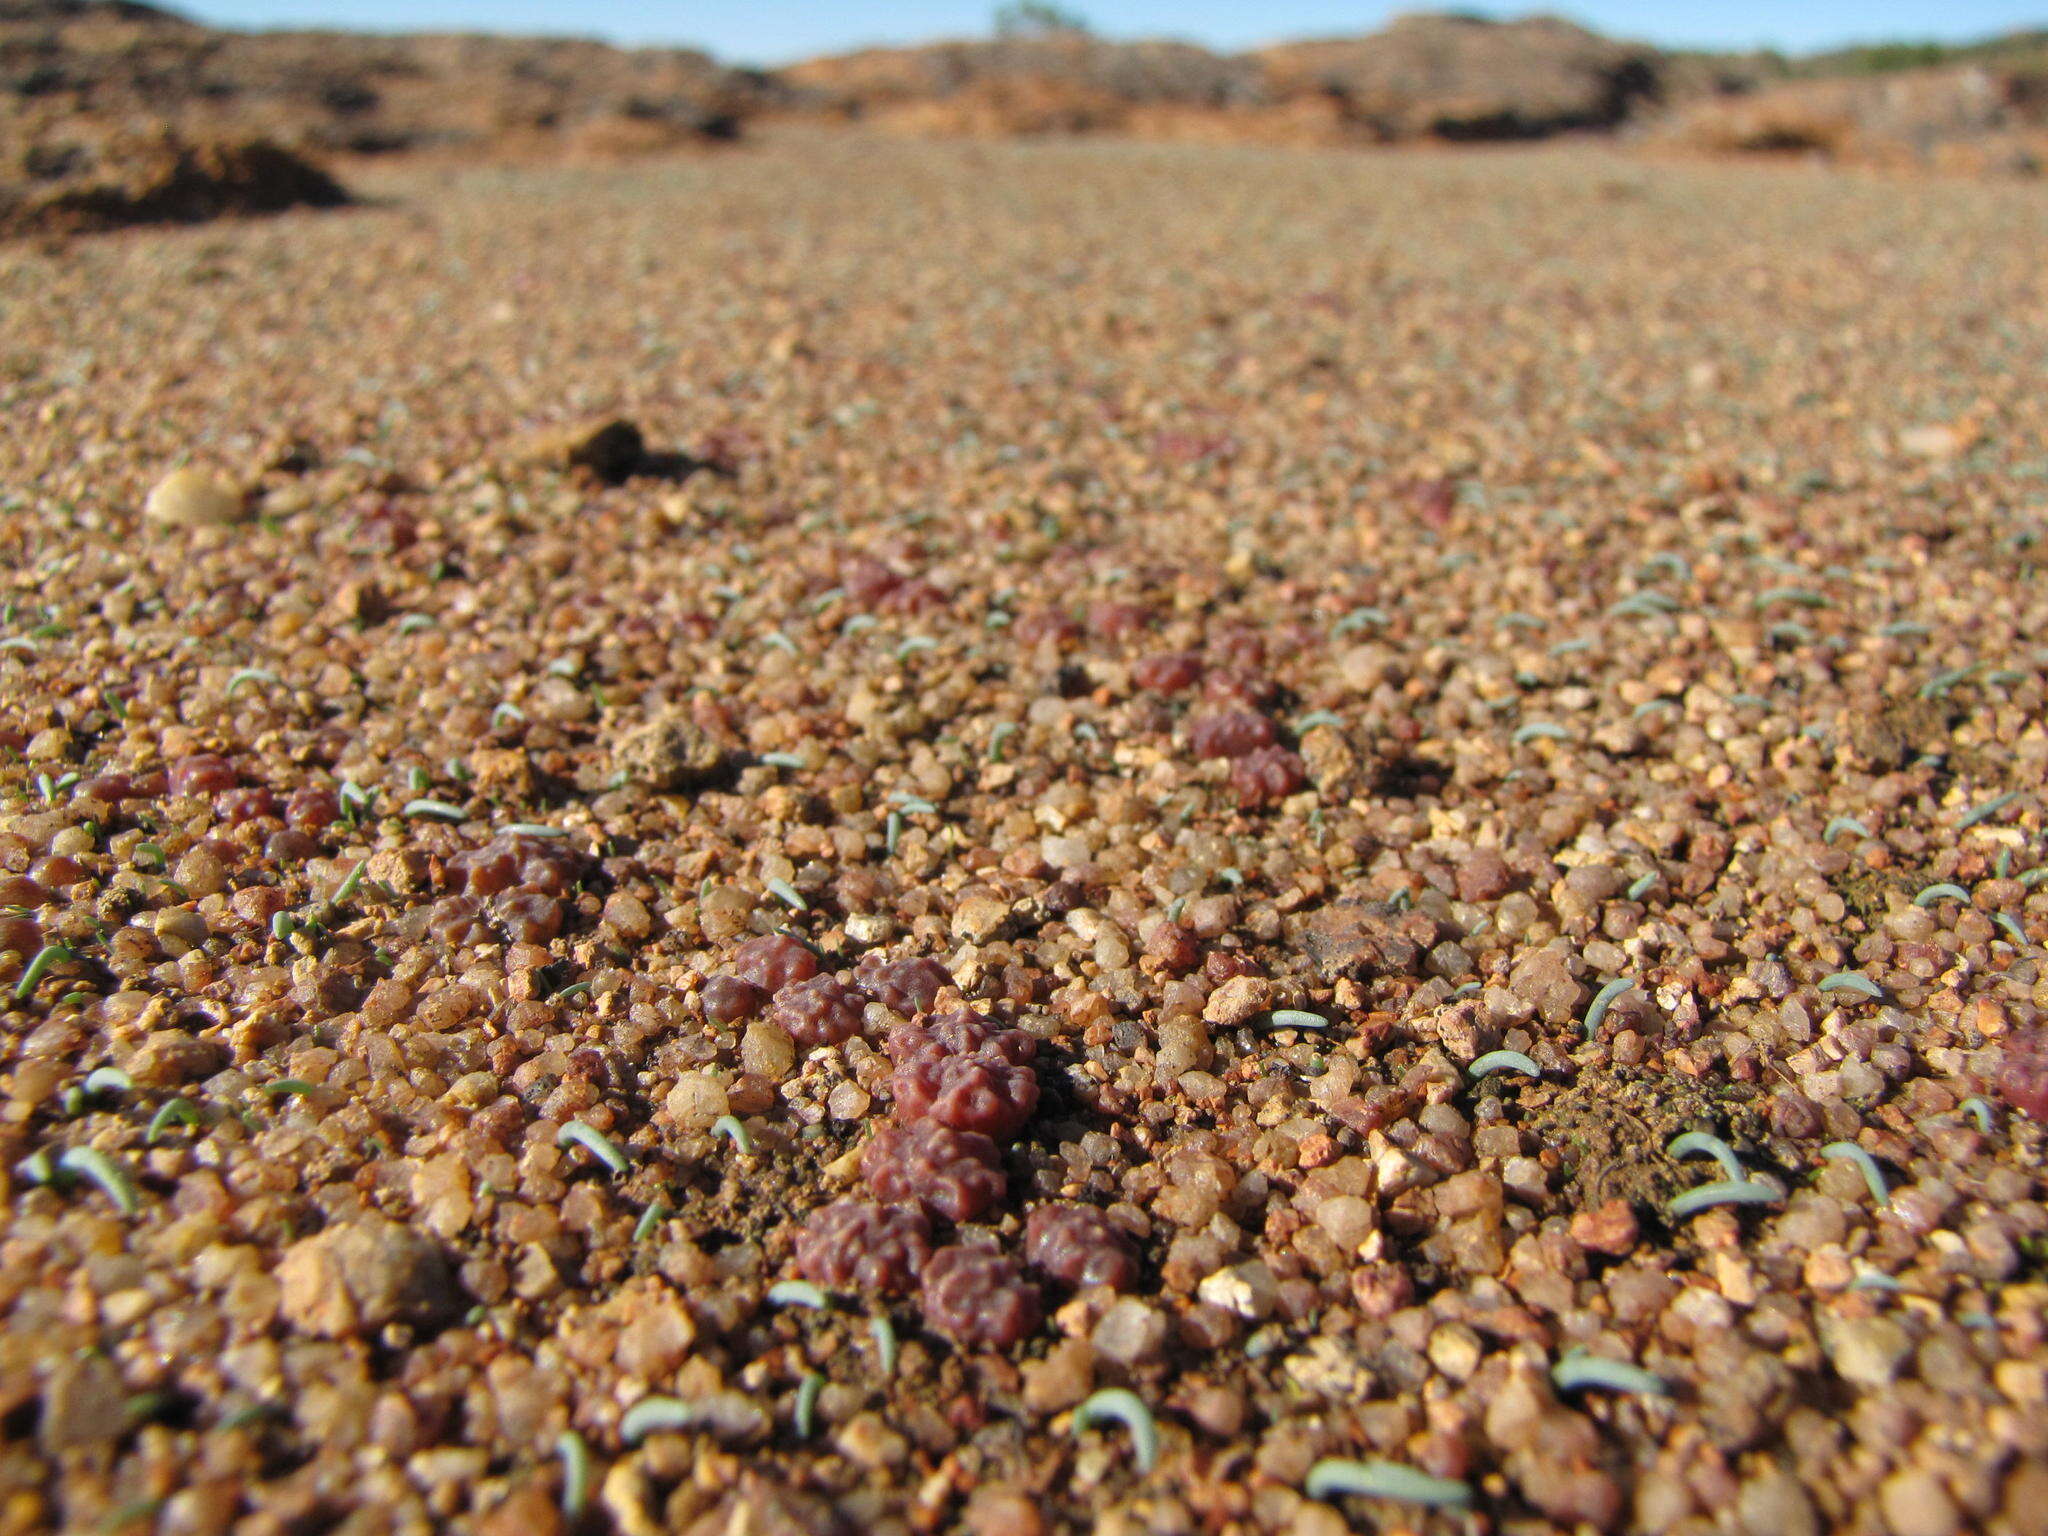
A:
[
  {"xmin": 610, "ymin": 710, "xmax": 724, "ymax": 791},
  {"xmin": 1021, "ymin": 1337, "xmax": 1095, "ymax": 1412},
  {"xmin": 143, "ymin": 465, "xmax": 247, "ymax": 527},
  {"xmin": 1203, "ymin": 975, "xmax": 1274, "ymax": 1026},
  {"xmin": 277, "ymin": 1216, "xmax": 459, "ymax": 1337},
  {"xmin": 37, "ymin": 1353, "xmax": 125, "ymax": 1452},
  {"xmin": 1736, "ymin": 1469, "xmax": 1818, "ymax": 1536},
  {"xmin": 1820, "ymin": 1313, "xmax": 1912, "ymax": 1388},
  {"xmin": 1197, "ymin": 1261, "xmax": 1279, "ymax": 1319},
  {"xmin": 1880, "ymin": 1467, "xmax": 1963, "ymax": 1536},
  {"xmin": 952, "ymin": 894, "xmax": 1011, "ymax": 942},
  {"xmin": 512, "ymin": 415, "xmax": 646, "ymax": 481},
  {"xmin": 665, "ymin": 1070, "xmax": 729, "ymax": 1131},
  {"xmin": 1091, "ymin": 1297, "xmax": 1168, "ymax": 1365},
  {"xmin": 1570, "ymin": 1199, "xmax": 1639, "ymax": 1255}
]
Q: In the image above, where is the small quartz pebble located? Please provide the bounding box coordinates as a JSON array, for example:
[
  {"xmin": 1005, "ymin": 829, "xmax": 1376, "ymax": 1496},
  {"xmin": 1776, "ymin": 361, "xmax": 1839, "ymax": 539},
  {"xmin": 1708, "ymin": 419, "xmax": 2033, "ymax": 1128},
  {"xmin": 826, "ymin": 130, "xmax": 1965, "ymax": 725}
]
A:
[
  {"xmin": 1821, "ymin": 1314, "xmax": 1912, "ymax": 1388},
  {"xmin": 1203, "ymin": 975, "xmax": 1274, "ymax": 1027},
  {"xmin": 277, "ymin": 1217, "xmax": 459, "ymax": 1338},
  {"xmin": 144, "ymin": 465, "xmax": 247, "ymax": 527},
  {"xmin": 665, "ymin": 1070, "xmax": 728, "ymax": 1131},
  {"xmin": 1090, "ymin": 1297, "xmax": 1168, "ymax": 1366}
]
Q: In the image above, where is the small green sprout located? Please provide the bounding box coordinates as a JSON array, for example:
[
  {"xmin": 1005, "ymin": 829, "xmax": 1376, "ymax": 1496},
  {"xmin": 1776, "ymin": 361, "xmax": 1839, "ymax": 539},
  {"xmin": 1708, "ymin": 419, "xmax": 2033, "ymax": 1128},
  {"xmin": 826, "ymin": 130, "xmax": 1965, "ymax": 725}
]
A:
[
  {"xmin": 632, "ymin": 1201, "xmax": 668, "ymax": 1244},
  {"xmin": 1667, "ymin": 1130, "xmax": 1744, "ymax": 1182},
  {"xmin": 1753, "ymin": 587, "xmax": 1829, "ymax": 610},
  {"xmin": 1914, "ymin": 882, "xmax": 1971, "ymax": 907},
  {"xmin": 1636, "ymin": 553, "xmax": 1690, "ymax": 581},
  {"xmin": 869, "ymin": 1312, "xmax": 899, "ymax": 1376},
  {"xmin": 766, "ymin": 1280, "xmax": 832, "ymax": 1311},
  {"xmin": 145, "ymin": 1098, "xmax": 201, "ymax": 1144},
  {"xmin": 14, "ymin": 942, "xmax": 75, "ymax": 1000},
  {"xmin": 1584, "ymin": 976, "xmax": 1636, "ymax": 1037},
  {"xmin": 1305, "ymin": 1460, "xmax": 1473, "ymax": 1509},
  {"xmin": 710, "ymin": 1115, "xmax": 755, "ymax": 1155},
  {"xmin": 556, "ymin": 1120, "xmax": 629, "ymax": 1178},
  {"xmin": 1332, "ymin": 607, "xmax": 1387, "ymax": 635},
  {"xmin": 57, "ymin": 1147, "xmax": 140, "ymax": 1216},
  {"xmin": 1071, "ymin": 1388, "xmax": 1160, "ymax": 1474},
  {"xmin": 81, "ymin": 1067, "xmax": 132, "ymax": 1100},
  {"xmin": 1820, "ymin": 1141, "xmax": 1890, "ymax": 1206},
  {"xmin": 794, "ymin": 1372, "xmax": 824, "ymax": 1438},
  {"xmin": 1919, "ymin": 664, "xmax": 1979, "ymax": 700},
  {"xmin": 1268, "ymin": 1009, "xmax": 1329, "ymax": 1030},
  {"xmin": 329, "ymin": 860, "xmax": 366, "ymax": 905},
  {"xmin": 1467, "ymin": 1050, "xmax": 1542, "ymax": 1081},
  {"xmin": 556, "ymin": 1430, "xmax": 592, "ymax": 1517},
  {"xmin": 1959, "ymin": 791, "xmax": 2020, "ymax": 831},
  {"xmin": 401, "ymin": 798, "xmax": 466, "ymax": 821},
  {"xmin": 619, "ymin": 1397, "xmax": 700, "ymax": 1445},
  {"xmin": 1551, "ymin": 1350, "xmax": 1668, "ymax": 1397},
  {"xmin": 1666, "ymin": 1178, "xmax": 1781, "ymax": 1219},
  {"xmin": 1610, "ymin": 591, "xmax": 1679, "ymax": 618}
]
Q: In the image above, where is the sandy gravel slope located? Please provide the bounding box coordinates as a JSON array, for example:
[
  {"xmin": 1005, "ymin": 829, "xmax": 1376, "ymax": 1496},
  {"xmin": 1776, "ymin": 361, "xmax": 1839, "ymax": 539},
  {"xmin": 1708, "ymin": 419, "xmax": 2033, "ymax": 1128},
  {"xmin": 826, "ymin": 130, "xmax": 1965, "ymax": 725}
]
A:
[{"xmin": 1, "ymin": 132, "xmax": 2045, "ymax": 1535}]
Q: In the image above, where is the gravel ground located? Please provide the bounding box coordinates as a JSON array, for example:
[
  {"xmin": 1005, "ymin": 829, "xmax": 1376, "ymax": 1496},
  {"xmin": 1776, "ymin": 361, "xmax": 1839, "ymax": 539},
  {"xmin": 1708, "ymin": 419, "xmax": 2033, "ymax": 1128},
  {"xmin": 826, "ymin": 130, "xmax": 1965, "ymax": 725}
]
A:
[{"xmin": 2, "ymin": 129, "xmax": 2046, "ymax": 1535}]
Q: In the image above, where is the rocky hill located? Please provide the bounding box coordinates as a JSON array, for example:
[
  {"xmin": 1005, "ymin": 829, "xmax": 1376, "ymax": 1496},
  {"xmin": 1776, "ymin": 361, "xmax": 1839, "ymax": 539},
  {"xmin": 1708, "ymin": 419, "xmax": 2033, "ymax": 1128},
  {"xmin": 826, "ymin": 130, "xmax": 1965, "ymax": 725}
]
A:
[
  {"xmin": 1250, "ymin": 12, "xmax": 1663, "ymax": 140},
  {"xmin": 0, "ymin": 0, "xmax": 765, "ymax": 156},
  {"xmin": 1648, "ymin": 64, "xmax": 2048, "ymax": 176},
  {"xmin": 781, "ymin": 13, "xmax": 1680, "ymax": 145}
]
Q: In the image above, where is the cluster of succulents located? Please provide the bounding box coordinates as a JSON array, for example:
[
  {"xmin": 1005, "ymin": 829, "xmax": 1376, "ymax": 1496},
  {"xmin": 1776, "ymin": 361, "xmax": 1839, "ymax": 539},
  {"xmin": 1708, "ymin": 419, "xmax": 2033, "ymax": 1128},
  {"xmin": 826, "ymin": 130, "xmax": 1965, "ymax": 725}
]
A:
[{"xmin": 740, "ymin": 949, "xmax": 1143, "ymax": 1347}]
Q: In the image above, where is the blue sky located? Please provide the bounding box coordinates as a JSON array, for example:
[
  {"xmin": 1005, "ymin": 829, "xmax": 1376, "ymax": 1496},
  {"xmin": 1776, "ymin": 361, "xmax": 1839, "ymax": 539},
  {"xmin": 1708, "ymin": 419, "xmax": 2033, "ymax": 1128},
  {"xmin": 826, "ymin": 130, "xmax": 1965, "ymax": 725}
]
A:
[{"xmin": 180, "ymin": 2, "xmax": 2048, "ymax": 66}]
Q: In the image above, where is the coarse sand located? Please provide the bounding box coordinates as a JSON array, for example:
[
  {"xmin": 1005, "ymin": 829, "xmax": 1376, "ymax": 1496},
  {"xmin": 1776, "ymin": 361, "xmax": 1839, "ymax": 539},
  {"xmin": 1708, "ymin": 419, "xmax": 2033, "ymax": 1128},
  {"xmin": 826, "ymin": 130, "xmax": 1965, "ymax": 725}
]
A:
[{"xmin": 2, "ymin": 130, "xmax": 2046, "ymax": 1535}]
